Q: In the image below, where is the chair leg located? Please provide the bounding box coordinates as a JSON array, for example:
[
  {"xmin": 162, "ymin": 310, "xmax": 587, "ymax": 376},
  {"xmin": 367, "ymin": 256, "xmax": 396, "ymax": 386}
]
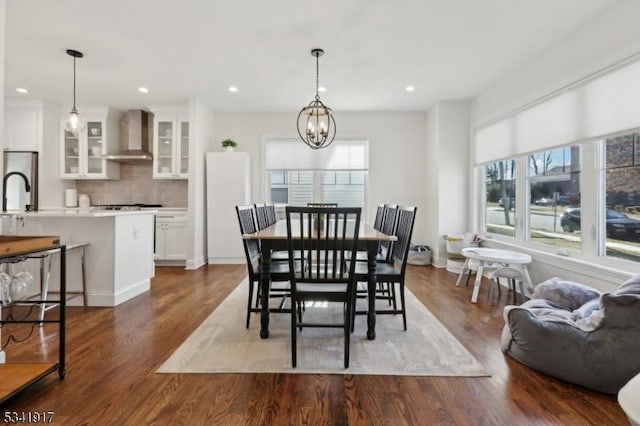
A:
[
  {"xmin": 400, "ymin": 282, "xmax": 407, "ymax": 331},
  {"xmin": 350, "ymin": 291, "xmax": 357, "ymax": 332},
  {"xmin": 255, "ymin": 283, "xmax": 261, "ymax": 309},
  {"xmin": 291, "ymin": 298, "xmax": 297, "ymax": 368},
  {"xmin": 391, "ymin": 282, "xmax": 398, "ymax": 311},
  {"xmin": 518, "ymin": 280, "xmax": 525, "ymax": 304},
  {"xmin": 246, "ymin": 280, "xmax": 254, "ymax": 329},
  {"xmin": 488, "ymin": 278, "xmax": 496, "ymax": 306},
  {"xmin": 344, "ymin": 301, "xmax": 350, "ymax": 368}
]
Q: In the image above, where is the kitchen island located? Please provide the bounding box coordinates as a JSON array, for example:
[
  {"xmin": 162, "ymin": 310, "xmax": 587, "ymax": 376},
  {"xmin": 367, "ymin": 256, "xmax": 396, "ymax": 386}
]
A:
[{"xmin": 16, "ymin": 209, "xmax": 155, "ymax": 307}]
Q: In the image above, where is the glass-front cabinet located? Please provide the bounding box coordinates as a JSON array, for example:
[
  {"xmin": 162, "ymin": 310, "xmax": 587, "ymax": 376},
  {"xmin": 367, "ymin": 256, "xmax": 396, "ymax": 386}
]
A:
[
  {"xmin": 60, "ymin": 108, "xmax": 120, "ymax": 179},
  {"xmin": 152, "ymin": 111, "xmax": 189, "ymax": 179}
]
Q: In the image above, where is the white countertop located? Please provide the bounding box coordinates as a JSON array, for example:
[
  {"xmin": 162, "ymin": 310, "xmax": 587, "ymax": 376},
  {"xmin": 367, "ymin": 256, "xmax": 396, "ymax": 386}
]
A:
[{"xmin": 9, "ymin": 208, "xmax": 158, "ymax": 218}]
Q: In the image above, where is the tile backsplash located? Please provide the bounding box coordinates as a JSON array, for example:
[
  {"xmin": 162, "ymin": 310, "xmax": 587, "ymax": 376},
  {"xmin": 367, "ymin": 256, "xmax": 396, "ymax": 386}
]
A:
[{"xmin": 75, "ymin": 111, "xmax": 188, "ymax": 207}]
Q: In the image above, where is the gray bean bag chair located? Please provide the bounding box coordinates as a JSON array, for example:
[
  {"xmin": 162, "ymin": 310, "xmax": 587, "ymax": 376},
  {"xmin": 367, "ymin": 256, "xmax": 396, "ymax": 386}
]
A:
[{"xmin": 501, "ymin": 275, "xmax": 640, "ymax": 394}]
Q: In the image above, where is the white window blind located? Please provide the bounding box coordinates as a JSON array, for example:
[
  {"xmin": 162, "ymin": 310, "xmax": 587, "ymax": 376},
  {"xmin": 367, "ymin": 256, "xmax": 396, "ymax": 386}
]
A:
[
  {"xmin": 265, "ymin": 139, "xmax": 369, "ymax": 170},
  {"xmin": 474, "ymin": 58, "xmax": 640, "ymax": 165}
]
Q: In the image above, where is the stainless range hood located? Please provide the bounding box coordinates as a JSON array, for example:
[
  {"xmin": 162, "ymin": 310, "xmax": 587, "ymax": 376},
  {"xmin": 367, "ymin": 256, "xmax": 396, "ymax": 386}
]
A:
[{"xmin": 103, "ymin": 110, "xmax": 152, "ymax": 164}]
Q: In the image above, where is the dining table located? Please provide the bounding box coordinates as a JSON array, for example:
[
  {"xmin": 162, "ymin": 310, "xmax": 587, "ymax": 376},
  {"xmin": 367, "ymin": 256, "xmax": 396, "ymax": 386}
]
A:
[{"xmin": 243, "ymin": 219, "xmax": 396, "ymax": 340}]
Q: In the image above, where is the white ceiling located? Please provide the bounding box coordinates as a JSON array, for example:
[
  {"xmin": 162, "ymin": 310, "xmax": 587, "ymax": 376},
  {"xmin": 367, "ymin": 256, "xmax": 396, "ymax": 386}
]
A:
[{"xmin": 4, "ymin": 0, "xmax": 622, "ymax": 113}]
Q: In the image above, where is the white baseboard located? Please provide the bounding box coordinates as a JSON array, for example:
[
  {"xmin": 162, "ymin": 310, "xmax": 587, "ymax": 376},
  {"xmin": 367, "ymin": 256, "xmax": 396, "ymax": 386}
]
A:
[
  {"xmin": 88, "ymin": 279, "xmax": 150, "ymax": 306},
  {"xmin": 185, "ymin": 256, "xmax": 207, "ymax": 270}
]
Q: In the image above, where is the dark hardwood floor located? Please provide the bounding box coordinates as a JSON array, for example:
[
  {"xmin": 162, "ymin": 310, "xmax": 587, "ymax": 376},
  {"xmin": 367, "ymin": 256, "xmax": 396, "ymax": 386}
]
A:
[{"xmin": 0, "ymin": 265, "xmax": 627, "ymax": 425}]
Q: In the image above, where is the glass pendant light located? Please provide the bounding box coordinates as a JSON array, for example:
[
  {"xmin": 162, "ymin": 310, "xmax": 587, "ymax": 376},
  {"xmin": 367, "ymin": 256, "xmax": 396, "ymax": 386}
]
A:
[
  {"xmin": 61, "ymin": 49, "xmax": 87, "ymax": 136},
  {"xmin": 297, "ymin": 48, "xmax": 336, "ymax": 149}
]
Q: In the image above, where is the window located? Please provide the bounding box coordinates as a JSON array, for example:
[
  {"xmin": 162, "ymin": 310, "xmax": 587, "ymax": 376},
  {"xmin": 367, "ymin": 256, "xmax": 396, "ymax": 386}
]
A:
[
  {"xmin": 269, "ymin": 170, "xmax": 313, "ymax": 205},
  {"xmin": 528, "ymin": 146, "xmax": 581, "ymax": 249},
  {"xmin": 474, "ymin": 57, "xmax": 640, "ymax": 268},
  {"xmin": 268, "ymin": 170, "xmax": 366, "ymax": 208},
  {"xmin": 603, "ymin": 132, "xmax": 640, "ymax": 262},
  {"xmin": 484, "ymin": 159, "xmax": 516, "ymax": 237},
  {"xmin": 264, "ymin": 138, "xmax": 369, "ymax": 214},
  {"xmin": 321, "ymin": 171, "xmax": 365, "ymax": 207}
]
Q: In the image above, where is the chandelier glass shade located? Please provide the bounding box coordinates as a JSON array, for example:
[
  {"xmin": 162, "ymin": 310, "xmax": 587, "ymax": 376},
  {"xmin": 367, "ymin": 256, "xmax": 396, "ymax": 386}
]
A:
[
  {"xmin": 61, "ymin": 49, "xmax": 87, "ymax": 135},
  {"xmin": 297, "ymin": 49, "xmax": 336, "ymax": 149}
]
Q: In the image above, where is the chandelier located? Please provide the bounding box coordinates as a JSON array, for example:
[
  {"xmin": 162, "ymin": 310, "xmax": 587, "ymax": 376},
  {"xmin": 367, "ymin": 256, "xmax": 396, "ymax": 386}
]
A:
[
  {"xmin": 297, "ymin": 48, "xmax": 336, "ymax": 149},
  {"xmin": 61, "ymin": 49, "xmax": 87, "ymax": 136}
]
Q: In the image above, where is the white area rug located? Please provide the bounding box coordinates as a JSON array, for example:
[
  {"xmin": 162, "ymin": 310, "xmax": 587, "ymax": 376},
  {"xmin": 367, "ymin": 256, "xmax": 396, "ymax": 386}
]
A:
[{"xmin": 158, "ymin": 280, "xmax": 489, "ymax": 376}]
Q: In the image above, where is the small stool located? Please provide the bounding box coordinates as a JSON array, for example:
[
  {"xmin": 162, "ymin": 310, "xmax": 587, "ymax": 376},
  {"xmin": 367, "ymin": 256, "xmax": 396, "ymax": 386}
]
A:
[
  {"xmin": 488, "ymin": 266, "xmax": 525, "ymax": 306},
  {"xmin": 29, "ymin": 242, "xmax": 89, "ymax": 322}
]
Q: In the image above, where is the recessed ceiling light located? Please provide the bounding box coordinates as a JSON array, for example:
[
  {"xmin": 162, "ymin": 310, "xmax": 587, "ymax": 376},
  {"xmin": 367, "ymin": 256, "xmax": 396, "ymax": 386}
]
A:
[
  {"xmin": 405, "ymin": 85, "xmax": 415, "ymax": 92},
  {"xmin": 16, "ymin": 88, "xmax": 28, "ymax": 94},
  {"xmin": 228, "ymin": 86, "xmax": 238, "ymax": 93},
  {"xmin": 318, "ymin": 86, "xmax": 326, "ymax": 93},
  {"xmin": 138, "ymin": 86, "xmax": 149, "ymax": 93}
]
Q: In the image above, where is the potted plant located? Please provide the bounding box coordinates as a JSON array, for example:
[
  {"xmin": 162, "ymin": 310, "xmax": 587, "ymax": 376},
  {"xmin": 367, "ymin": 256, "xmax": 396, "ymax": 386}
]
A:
[{"xmin": 221, "ymin": 139, "xmax": 238, "ymax": 152}]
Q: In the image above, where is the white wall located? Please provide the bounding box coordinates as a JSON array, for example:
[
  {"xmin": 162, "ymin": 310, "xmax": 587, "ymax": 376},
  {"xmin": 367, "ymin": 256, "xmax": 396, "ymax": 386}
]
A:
[
  {"xmin": 187, "ymin": 98, "xmax": 215, "ymax": 269},
  {"xmin": 469, "ymin": 0, "xmax": 640, "ymax": 290},
  {"xmin": 472, "ymin": 0, "xmax": 640, "ymax": 127},
  {"xmin": 211, "ymin": 112, "xmax": 429, "ymax": 243},
  {"xmin": 41, "ymin": 102, "xmax": 74, "ymax": 208},
  {"xmin": 423, "ymin": 101, "xmax": 470, "ymax": 266}
]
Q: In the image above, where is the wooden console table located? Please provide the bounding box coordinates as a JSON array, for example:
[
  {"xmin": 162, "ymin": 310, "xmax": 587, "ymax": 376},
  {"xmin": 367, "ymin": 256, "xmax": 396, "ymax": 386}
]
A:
[{"xmin": 0, "ymin": 235, "xmax": 66, "ymax": 404}]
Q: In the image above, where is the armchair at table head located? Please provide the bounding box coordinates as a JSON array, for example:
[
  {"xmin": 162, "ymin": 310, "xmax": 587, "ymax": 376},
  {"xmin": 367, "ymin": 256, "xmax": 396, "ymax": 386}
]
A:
[{"xmin": 501, "ymin": 275, "xmax": 640, "ymax": 394}]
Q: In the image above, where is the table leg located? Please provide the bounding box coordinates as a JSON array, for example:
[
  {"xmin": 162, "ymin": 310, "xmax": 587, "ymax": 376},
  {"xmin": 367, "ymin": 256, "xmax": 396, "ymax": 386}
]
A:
[
  {"xmin": 470, "ymin": 263, "xmax": 485, "ymax": 303},
  {"xmin": 366, "ymin": 242, "xmax": 378, "ymax": 340},
  {"xmin": 259, "ymin": 243, "xmax": 272, "ymax": 339},
  {"xmin": 455, "ymin": 258, "xmax": 470, "ymax": 287}
]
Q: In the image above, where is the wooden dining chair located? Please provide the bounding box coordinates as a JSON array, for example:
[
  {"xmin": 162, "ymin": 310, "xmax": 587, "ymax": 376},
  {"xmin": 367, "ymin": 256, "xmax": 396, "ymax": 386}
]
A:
[
  {"xmin": 236, "ymin": 205, "xmax": 292, "ymax": 328},
  {"xmin": 373, "ymin": 204, "xmax": 385, "ymax": 231},
  {"xmin": 254, "ymin": 203, "xmax": 270, "ymax": 230},
  {"xmin": 286, "ymin": 206, "xmax": 361, "ymax": 368},
  {"xmin": 266, "ymin": 203, "xmax": 277, "ymax": 225},
  {"xmin": 354, "ymin": 205, "xmax": 417, "ymax": 331}
]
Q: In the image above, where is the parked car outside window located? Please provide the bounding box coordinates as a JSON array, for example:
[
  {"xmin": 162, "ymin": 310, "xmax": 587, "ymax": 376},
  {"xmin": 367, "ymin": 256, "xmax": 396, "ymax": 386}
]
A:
[
  {"xmin": 535, "ymin": 195, "xmax": 571, "ymax": 206},
  {"xmin": 534, "ymin": 197, "xmax": 555, "ymax": 206},
  {"xmin": 560, "ymin": 207, "xmax": 640, "ymax": 240}
]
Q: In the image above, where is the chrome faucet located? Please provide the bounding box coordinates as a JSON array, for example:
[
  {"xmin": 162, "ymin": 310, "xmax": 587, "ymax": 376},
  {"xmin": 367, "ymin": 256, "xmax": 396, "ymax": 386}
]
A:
[{"xmin": 2, "ymin": 171, "xmax": 31, "ymax": 212}]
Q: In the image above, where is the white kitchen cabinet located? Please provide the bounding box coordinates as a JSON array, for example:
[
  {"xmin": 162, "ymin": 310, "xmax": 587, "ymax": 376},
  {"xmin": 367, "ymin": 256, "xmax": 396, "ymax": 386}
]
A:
[
  {"xmin": 59, "ymin": 108, "xmax": 120, "ymax": 180},
  {"xmin": 206, "ymin": 152, "xmax": 251, "ymax": 263},
  {"xmin": 155, "ymin": 211, "xmax": 188, "ymax": 263},
  {"xmin": 3, "ymin": 108, "xmax": 40, "ymax": 151},
  {"xmin": 152, "ymin": 112, "xmax": 189, "ymax": 179}
]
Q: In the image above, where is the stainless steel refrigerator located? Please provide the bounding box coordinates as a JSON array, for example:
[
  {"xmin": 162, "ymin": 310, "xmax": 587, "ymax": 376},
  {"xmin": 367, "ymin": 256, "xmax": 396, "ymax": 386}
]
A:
[{"xmin": 2, "ymin": 151, "xmax": 38, "ymax": 212}]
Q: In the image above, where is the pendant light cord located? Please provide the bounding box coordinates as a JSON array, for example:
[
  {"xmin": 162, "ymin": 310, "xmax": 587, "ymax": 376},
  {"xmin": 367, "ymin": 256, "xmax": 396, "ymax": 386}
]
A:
[
  {"xmin": 73, "ymin": 56, "xmax": 77, "ymax": 109},
  {"xmin": 315, "ymin": 53, "xmax": 320, "ymax": 101}
]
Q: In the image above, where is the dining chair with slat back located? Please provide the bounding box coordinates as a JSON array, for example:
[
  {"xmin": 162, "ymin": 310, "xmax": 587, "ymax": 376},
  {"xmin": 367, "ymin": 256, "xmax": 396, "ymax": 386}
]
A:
[
  {"xmin": 236, "ymin": 205, "xmax": 292, "ymax": 329},
  {"xmin": 266, "ymin": 203, "xmax": 277, "ymax": 226},
  {"xmin": 373, "ymin": 204, "xmax": 385, "ymax": 231},
  {"xmin": 257, "ymin": 202, "xmax": 293, "ymax": 262},
  {"xmin": 254, "ymin": 203, "xmax": 270, "ymax": 230},
  {"xmin": 286, "ymin": 206, "xmax": 361, "ymax": 368},
  {"xmin": 379, "ymin": 204, "xmax": 399, "ymax": 261},
  {"xmin": 354, "ymin": 205, "xmax": 417, "ymax": 331}
]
